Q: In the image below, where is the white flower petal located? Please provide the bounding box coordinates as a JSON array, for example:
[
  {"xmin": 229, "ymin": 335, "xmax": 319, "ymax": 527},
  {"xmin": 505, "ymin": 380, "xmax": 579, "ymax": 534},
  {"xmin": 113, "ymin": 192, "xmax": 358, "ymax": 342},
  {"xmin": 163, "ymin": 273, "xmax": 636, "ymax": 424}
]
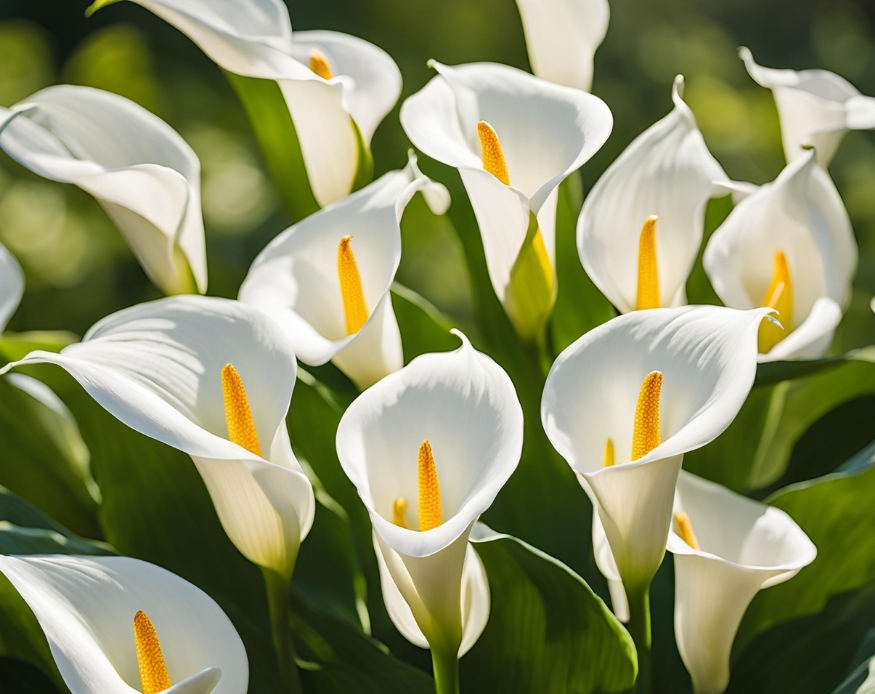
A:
[
  {"xmin": 331, "ymin": 293, "xmax": 403, "ymax": 390},
  {"xmin": 0, "ymin": 86, "xmax": 205, "ymax": 295},
  {"xmin": 578, "ymin": 76, "xmax": 728, "ymax": 313},
  {"xmin": 585, "ymin": 491, "xmax": 629, "ymax": 621},
  {"xmin": 739, "ymin": 47, "xmax": 875, "ymax": 166},
  {"xmin": 515, "ymin": 0, "xmax": 609, "ymax": 92},
  {"xmin": 0, "ymin": 555, "xmax": 247, "ymax": 694},
  {"xmin": 758, "ymin": 297, "xmax": 841, "ymax": 362},
  {"xmin": 0, "ymin": 240, "xmax": 24, "ymax": 333}
]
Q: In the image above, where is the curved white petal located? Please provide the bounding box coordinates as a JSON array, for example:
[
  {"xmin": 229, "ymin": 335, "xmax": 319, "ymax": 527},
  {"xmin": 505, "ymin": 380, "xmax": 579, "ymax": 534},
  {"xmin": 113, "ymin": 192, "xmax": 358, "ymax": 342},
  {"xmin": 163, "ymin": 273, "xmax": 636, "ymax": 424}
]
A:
[
  {"xmin": 118, "ymin": 0, "xmax": 400, "ymax": 207},
  {"xmin": 0, "ymin": 555, "xmax": 247, "ymax": 694},
  {"xmin": 401, "ymin": 62, "xmax": 611, "ymax": 307},
  {"xmin": 739, "ymin": 47, "xmax": 875, "ymax": 167},
  {"xmin": 0, "ymin": 240, "xmax": 24, "ymax": 333},
  {"xmin": 668, "ymin": 472, "xmax": 816, "ymax": 694},
  {"xmin": 586, "ymin": 490, "xmax": 629, "ymax": 621},
  {"xmin": 758, "ymin": 297, "xmax": 841, "ymax": 362},
  {"xmin": 1, "ymin": 296, "xmax": 314, "ymax": 575},
  {"xmin": 240, "ymin": 163, "xmax": 441, "ymax": 385},
  {"xmin": 374, "ymin": 532, "xmax": 489, "ymax": 656},
  {"xmin": 578, "ymin": 76, "xmax": 728, "ymax": 313},
  {"xmin": 542, "ymin": 306, "xmax": 768, "ymax": 586},
  {"xmin": 0, "ymin": 86, "xmax": 205, "ymax": 295},
  {"xmin": 704, "ymin": 149, "xmax": 856, "ymax": 359},
  {"xmin": 515, "ymin": 0, "xmax": 609, "ymax": 92}
]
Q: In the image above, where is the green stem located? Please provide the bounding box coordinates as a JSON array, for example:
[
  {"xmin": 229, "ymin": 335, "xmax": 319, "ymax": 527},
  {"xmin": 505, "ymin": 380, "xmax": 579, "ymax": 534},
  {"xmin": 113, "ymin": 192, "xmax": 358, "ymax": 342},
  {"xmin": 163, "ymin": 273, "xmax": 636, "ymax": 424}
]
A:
[
  {"xmin": 627, "ymin": 583, "xmax": 653, "ymax": 694},
  {"xmin": 431, "ymin": 647, "xmax": 460, "ymax": 694},
  {"xmin": 262, "ymin": 568, "xmax": 304, "ymax": 694}
]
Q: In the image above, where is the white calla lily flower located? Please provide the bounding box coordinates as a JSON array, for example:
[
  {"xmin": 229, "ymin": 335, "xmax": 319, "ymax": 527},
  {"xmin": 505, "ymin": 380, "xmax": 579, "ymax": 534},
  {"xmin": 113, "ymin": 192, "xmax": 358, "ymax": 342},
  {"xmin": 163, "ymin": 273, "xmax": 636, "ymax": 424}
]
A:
[
  {"xmin": 0, "ymin": 86, "xmax": 205, "ymax": 296},
  {"xmin": 578, "ymin": 76, "xmax": 728, "ymax": 314},
  {"xmin": 541, "ymin": 306, "xmax": 770, "ymax": 594},
  {"xmin": 515, "ymin": 0, "xmax": 610, "ymax": 92},
  {"xmin": 0, "ymin": 296, "xmax": 315, "ymax": 579},
  {"xmin": 336, "ymin": 331, "xmax": 522, "ymax": 672},
  {"xmin": 704, "ymin": 148, "xmax": 857, "ymax": 361},
  {"xmin": 668, "ymin": 471, "xmax": 816, "ymax": 694},
  {"xmin": 401, "ymin": 61, "xmax": 612, "ymax": 339},
  {"xmin": 740, "ymin": 47, "xmax": 875, "ymax": 167},
  {"xmin": 0, "ymin": 555, "xmax": 248, "ymax": 694},
  {"xmin": 98, "ymin": 0, "xmax": 401, "ymax": 207},
  {"xmin": 239, "ymin": 153, "xmax": 449, "ymax": 390}
]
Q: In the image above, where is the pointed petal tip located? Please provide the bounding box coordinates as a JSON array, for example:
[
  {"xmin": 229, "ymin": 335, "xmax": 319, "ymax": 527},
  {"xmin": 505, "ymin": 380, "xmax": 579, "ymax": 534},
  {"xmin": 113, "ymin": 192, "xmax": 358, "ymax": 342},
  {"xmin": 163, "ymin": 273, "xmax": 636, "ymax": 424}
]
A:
[{"xmin": 450, "ymin": 328, "xmax": 472, "ymax": 350}]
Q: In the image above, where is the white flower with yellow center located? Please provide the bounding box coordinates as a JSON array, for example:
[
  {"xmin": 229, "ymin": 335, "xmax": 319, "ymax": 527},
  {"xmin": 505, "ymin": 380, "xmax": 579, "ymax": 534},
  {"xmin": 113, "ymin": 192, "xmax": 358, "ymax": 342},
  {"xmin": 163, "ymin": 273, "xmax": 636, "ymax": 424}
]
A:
[
  {"xmin": 239, "ymin": 154, "xmax": 449, "ymax": 390},
  {"xmin": 740, "ymin": 47, "xmax": 875, "ymax": 168},
  {"xmin": 668, "ymin": 471, "xmax": 816, "ymax": 694},
  {"xmin": 0, "ymin": 296, "xmax": 315, "ymax": 580},
  {"xmin": 401, "ymin": 62, "xmax": 612, "ymax": 340},
  {"xmin": 578, "ymin": 76, "xmax": 728, "ymax": 314},
  {"xmin": 515, "ymin": 0, "xmax": 610, "ymax": 92},
  {"xmin": 336, "ymin": 331, "xmax": 522, "ymax": 685},
  {"xmin": 704, "ymin": 148, "xmax": 857, "ymax": 361},
  {"xmin": 91, "ymin": 0, "xmax": 401, "ymax": 207},
  {"xmin": 0, "ymin": 86, "xmax": 205, "ymax": 296},
  {"xmin": 0, "ymin": 555, "xmax": 247, "ymax": 694}
]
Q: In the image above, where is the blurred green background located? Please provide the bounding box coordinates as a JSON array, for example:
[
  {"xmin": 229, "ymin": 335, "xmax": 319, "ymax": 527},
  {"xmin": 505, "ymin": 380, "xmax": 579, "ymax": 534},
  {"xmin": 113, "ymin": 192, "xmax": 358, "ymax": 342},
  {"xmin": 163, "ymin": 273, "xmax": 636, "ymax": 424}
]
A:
[{"xmin": 0, "ymin": 0, "xmax": 874, "ymax": 349}]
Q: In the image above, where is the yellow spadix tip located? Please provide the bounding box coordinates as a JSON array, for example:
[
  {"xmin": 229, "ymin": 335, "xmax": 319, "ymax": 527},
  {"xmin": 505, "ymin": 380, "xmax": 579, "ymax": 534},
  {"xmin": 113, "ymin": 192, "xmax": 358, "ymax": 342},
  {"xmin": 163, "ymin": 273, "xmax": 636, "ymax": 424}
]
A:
[
  {"xmin": 758, "ymin": 249, "xmax": 793, "ymax": 354},
  {"xmin": 134, "ymin": 610, "xmax": 172, "ymax": 694},
  {"xmin": 477, "ymin": 121, "xmax": 511, "ymax": 186},
  {"xmin": 338, "ymin": 235, "xmax": 369, "ymax": 336},
  {"xmin": 393, "ymin": 497, "xmax": 408, "ymax": 528},
  {"xmin": 674, "ymin": 510, "xmax": 700, "ymax": 550},
  {"xmin": 604, "ymin": 438, "xmax": 615, "ymax": 467},
  {"xmin": 221, "ymin": 363, "xmax": 262, "ymax": 457},
  {"xmin": 635, "ymin": 215, "xmax": 661, "ymax": 311},
  {"xmin": 309, "ymin": 48, "xmax": 333, "ymax": 80},
  {"xmin": 631, "ymin": 371, "xmax": 662, "ymax": 461},
  {"xmin": 418, "ymin": 440, "xmax": 442, "ymax": 531}
]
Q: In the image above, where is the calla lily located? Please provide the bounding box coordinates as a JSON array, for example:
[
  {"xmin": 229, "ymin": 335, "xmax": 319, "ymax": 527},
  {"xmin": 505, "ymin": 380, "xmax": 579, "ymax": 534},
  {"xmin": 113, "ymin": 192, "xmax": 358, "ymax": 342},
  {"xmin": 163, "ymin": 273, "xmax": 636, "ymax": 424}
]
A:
[
  {"xmin": 541, "ymin": 306, "xmax": 770, "ymax": 595},
  {"xmin": 96, "ymin": 0, "xmax": 402, "ymax": 207},
  {"xmin": 704, "ymin": 148, "xmax": 857, "ymax": 361},
  {"xmin": 239, "ymin": 153, "xmax": 449, "ymax": 390},
  {"xmin": 0, "ymin": 296, "xmax": 315, "ymax": 580},
  {"xmin": 401, "ymin": 61, "xmax": 612, "ymax": 340},
  {"xmin": 0, "ymin": 85, "xmax": 205, "ymax": 296},
  {"xmin": 578, "ymin": 76, "xmax": 728, "ymax": 314},
  {"xmin": 0, "ymin": 555, "xmax": 248, "ymax": 694},
  {"xmin": 740, "ymin": 47, "xmax": 875, "ymax": 168},
  {"xmin": 336, "ymin": 330, "xmax": 522, "ymax": 683},
  {"xmin": 668, "ymin": 471, "xmax": 816, "ymax": 694},
  {"xmin": 514, "ymin": 0, "xmax": 610, "ymax": 92}
]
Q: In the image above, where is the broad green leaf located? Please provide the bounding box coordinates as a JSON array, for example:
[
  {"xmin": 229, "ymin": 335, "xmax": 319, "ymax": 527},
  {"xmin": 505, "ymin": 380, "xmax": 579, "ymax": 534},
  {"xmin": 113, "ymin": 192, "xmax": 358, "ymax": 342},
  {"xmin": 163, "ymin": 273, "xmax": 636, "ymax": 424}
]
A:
[
  {"xmin": 550, "ymin": 175, "xmax": 616, "ymax": 353},
  {"xmin": 0, "ymin": 331, "xmax": 78, "ymax": 363},
  {"xmin": 735, "ymin": 438, "xmax": 875, "ymax": 651},
  {"xmin": 0, "ymin": 373, "xmax": 99, "ymax": 538},
  {"xmin": 391, "ymin": 282, "xmax": 460, "ymax": 363},
  {"xmin": 0, "ymin": 658, "xmax": 63, "ymax": 694},
  {"xmin": 755, "ymin": 347, "xmax": 875, "ymax": 387},
  {"xmin": 829, "ymin": 630, "xmax": 875, "ymax": 694},
  {"xmin": 463, "ymin": 529, "xmax": 637, "ymax": 693}
]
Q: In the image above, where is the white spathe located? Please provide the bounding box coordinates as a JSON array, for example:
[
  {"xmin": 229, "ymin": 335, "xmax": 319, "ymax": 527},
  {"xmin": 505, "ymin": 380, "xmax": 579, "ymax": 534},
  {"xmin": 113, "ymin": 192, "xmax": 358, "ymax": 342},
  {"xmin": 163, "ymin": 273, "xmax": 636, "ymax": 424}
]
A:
[
  {"xmin": 0, "ymin": 85, "xmax": 205, "ymax": 296},
  {"xmin": 541, "ymin": 306, "xmax": 770, "ymax": 590},
  {"xmin": 0, "ymin": 296, "xmax": 315, "ymax": 579},
  {"xmin": 578, "ymin": 76, "xmax": 728, "ymax": 314},
  {"xmin": 336, "ymin": 331, "xmax": 522, "ymax": 654},
  {"xmin": 239, "ymin": 153, "xmax": 448, "ymax": 390},
  {"xmin": 400, "ymin": 61, "xmax": 612, "ymax": 311},
  {"xmin": 668, "ymin": 471, "xmax": 816, "ymax": 694},
  {"xmin": 704, "ymin": 148, "xmax": 857, "ymax": 362},
  {"xmin": 740, "ymin": 47, "xmax": 875, "ymax": 167},
  {"xmin": 0, "ymin": 555, "xmax": 248, "ymax": 694},
  {"xmin": 107, "ymin": 0, "xmax": 401, "ymax": 207},
  {"xmin": 515, "ymin": 0, "xmax": 610, "ymax": 92}
]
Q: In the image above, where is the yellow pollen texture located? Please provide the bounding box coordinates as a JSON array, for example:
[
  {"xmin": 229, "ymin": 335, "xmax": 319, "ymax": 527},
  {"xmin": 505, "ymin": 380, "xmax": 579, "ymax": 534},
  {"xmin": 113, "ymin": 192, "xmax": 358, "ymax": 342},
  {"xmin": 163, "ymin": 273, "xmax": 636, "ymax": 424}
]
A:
[
  {"xmin": 221, "ymin": 364, "xmax": 262, "ymax": 457},
  {"xmin": 393, "ymin": 497, "xmax": 408, "ymax": 528},
  {"xmin": 631, "ymin": 371, "xmax": 663, "ymax": 461},
  {"xmin": 603, "ymin": 438, "xmax": 615, "ymax": 467},
  {"xmin": 674, "ymin": 510, "xmax": 701, "ymax": 550},
  {"xmin": 418, "ymin": 440, "xmax": 442, "ymax": 531},
  {"xmin": 635, "ymin": 216, "xmax": 661, "ymax": 311},
  {"xmin": 338, "ymin": 236, "xmax": 369, "ymax": 335},
  {"xmin": 758, "ymin": 249, "xmax": 793, "ymax": 354},
  {"xmin": 134, "ymin": 610, "xmax": 172, "ymax": 694},
  {"xmin": 309, "ymin": 49, "xmax": 333, "ymax": 80}
]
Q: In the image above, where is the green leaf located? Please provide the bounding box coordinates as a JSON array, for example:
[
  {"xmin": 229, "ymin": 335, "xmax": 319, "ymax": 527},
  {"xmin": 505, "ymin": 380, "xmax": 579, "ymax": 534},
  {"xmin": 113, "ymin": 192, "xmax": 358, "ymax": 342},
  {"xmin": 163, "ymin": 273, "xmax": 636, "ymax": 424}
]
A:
[
  {"xmin": 686, "ymin": 194, "xmax": 732, "ymax": 306},
  {"xmin": 392, "ymin": 282, "xmax": 460, "ymax": 363},
  {"xmin": 463, "ymin": 529, "xmax": 637, "ymax": 693},
  {"xmin": 550, "ymin": 175, "xmax": 616, "ymax": 353},
  {"xmin": 735, "ymin": 438, "xmax": 875, "ymax": 651},
  {"xmin": 83, "ymin": 0, "xmax": 122, "ymax": 17},
  {"xmin": 755, "ymin": 347, "xmax": 875, "ymax": 387},
  {"xmin": 829, "ymin": 630, "xmax": 875, "ymax": 694},
  {"xmin": 0, "ymin": 331, "xmax": 78, "ymax": 363},
  {"xmin": 0, "ymin": 658, "xmax": 63, "ymax": 694}
]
